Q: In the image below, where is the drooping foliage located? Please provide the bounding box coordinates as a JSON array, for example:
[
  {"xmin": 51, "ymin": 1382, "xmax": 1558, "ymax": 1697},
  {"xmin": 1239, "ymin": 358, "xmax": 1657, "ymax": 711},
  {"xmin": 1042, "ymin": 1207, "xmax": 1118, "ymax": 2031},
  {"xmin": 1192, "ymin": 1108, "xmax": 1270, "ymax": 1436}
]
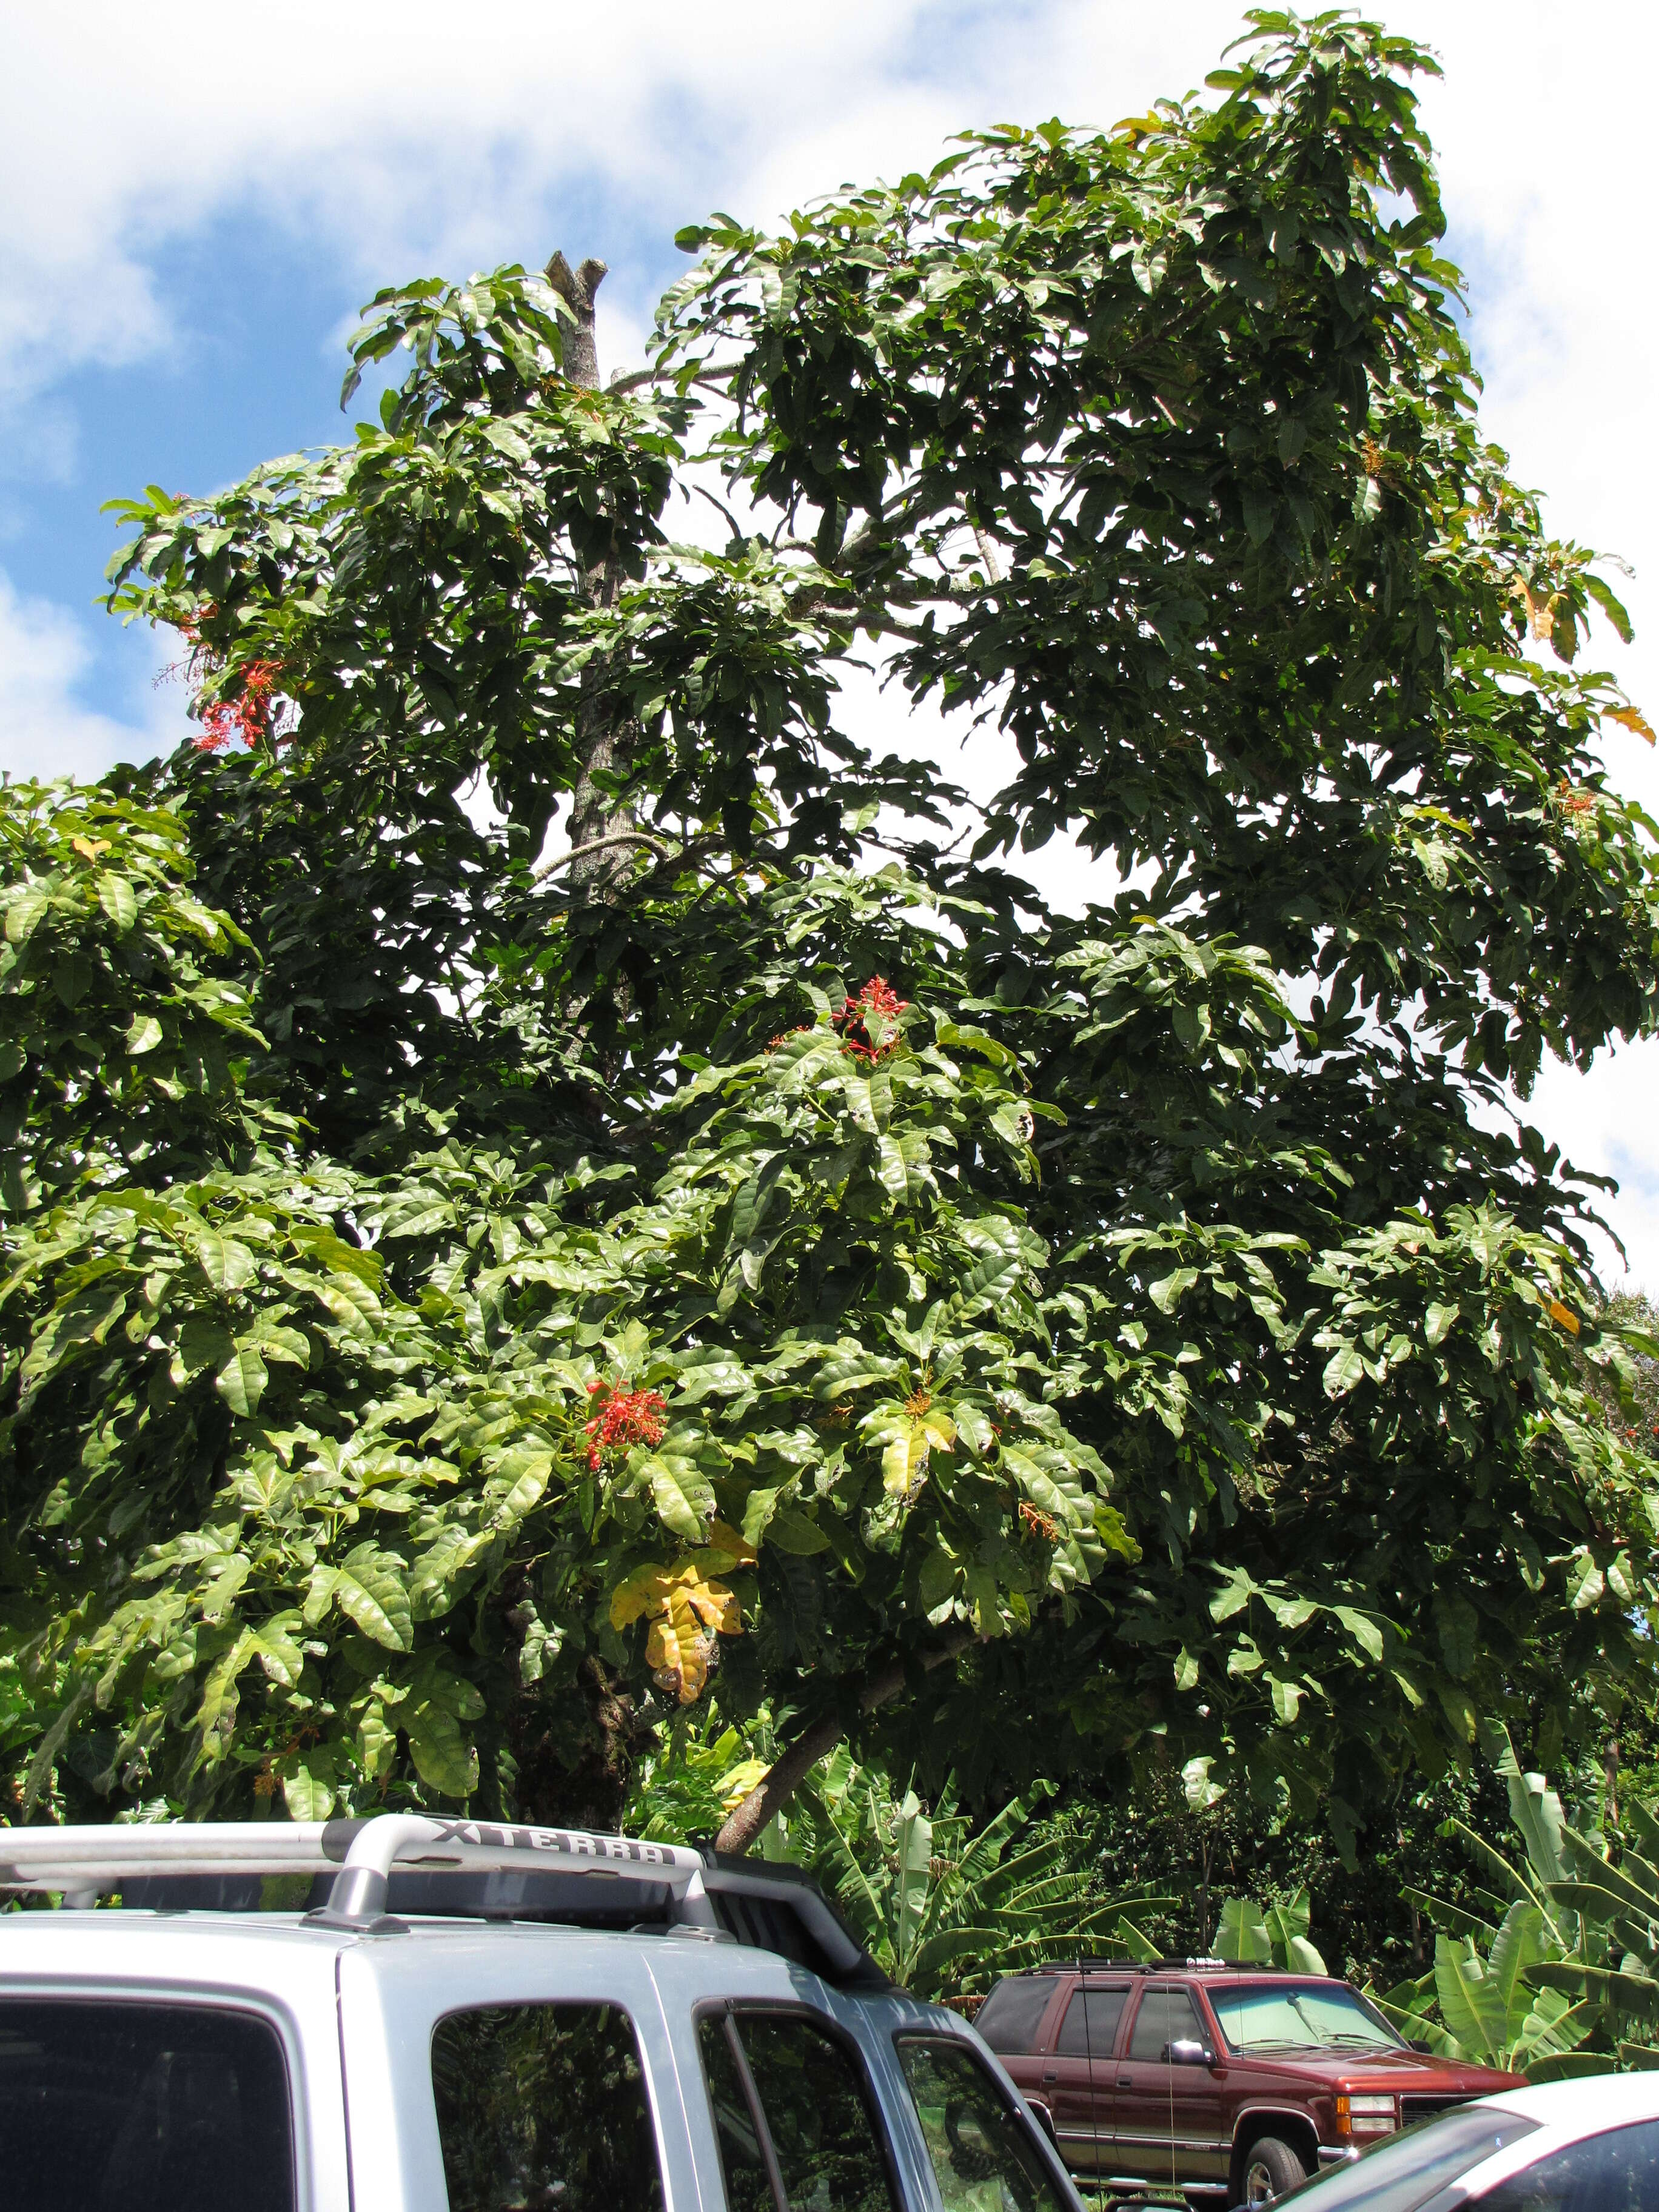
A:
[
  {"xmin": 1373, "ymin": 1721, "xmax": 1659, "ymax": 2077},
  {"xmin": 3, "ymin": 13, "xmax": 1659, "ymax": 1851}
]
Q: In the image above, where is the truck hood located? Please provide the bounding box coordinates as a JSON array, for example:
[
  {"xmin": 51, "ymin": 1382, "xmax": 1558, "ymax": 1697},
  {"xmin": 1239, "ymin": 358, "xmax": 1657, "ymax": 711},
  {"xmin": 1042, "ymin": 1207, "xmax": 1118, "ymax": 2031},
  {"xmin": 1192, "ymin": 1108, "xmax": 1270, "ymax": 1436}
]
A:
[{"xmin": 1222, "ymin": 2046, "xmax": 1523, "ymax": 2095}]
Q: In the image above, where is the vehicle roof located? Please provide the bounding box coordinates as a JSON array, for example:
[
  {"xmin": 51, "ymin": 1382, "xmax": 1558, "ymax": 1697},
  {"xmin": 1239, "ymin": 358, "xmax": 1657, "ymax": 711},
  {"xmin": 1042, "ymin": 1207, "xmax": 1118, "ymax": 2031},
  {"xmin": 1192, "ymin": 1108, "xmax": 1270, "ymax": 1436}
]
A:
[
  {"xmin": 1016, "ymin": 1963, "xmax": 1357, "ymax": 1982},
  {"xmin": 0, "ymin": 1908, "xmax": 956, "ymax": 2025},
  {"xmin": 1464, "ymin": 2071, "xmax": 1659, "ymax": 2133}
]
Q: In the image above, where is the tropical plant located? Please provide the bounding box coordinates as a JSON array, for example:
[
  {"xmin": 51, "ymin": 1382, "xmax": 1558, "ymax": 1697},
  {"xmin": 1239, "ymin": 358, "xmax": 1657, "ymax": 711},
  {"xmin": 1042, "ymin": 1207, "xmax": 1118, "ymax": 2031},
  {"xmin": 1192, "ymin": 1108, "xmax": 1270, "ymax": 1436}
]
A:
[
  {"xmin": 623, "ymin": 1712, "xmax": 773, "ymax": 1845},
  {"xmin": 762, "ymin": 1751, "xmax": 1170, "ymax": 1997},
  {"xmin": 1213, "ymin": 1888, "xmax": 1327, "ymax": 1974},
  {"xmin": 3, "ymin": 13, "xmax": 1659, "ymax": 1854},
  {"xmin": 1373, "ymin": 1721, "xmax": 1659, "ymax": 2075}
]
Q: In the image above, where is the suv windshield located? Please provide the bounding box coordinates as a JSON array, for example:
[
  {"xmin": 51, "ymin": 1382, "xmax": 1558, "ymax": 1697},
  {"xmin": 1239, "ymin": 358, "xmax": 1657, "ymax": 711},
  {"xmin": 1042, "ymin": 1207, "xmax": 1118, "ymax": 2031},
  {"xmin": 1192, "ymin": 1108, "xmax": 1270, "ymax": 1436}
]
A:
[{"xmin": 1208, "ymin": 1982, "xmax": 1403, "ymax": 2054}]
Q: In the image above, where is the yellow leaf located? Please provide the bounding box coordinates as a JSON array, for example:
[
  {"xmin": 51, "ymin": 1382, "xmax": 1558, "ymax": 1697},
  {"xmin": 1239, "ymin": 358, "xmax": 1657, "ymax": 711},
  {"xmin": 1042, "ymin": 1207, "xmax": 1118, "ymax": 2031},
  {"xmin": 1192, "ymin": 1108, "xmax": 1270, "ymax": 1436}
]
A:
[
  {"xmin": 609, "ymin": 1564, "xmax": 673, "ymax": 1630},
  {"xmin": 718, "ymin": 1757, "xmax": 769, "ymax": 1810},
  {"xmin": 608, "ymin": 1558, "xmax": 740, "ymax": 1681},
  {"xmin": 1607, "ymin": 704, "xmax": 1657, "ymax": 746},
  {"xmin": 648, "ymin": 1591, "xmax": 714, "ymax": 1703},
  {"xmin": 70, "ymin": 836, "xmax": 112, "ymax": 861},
  {"xmin": 705, "ymin": 1518, "xmax": 759, "ymax": 1567},
  {"xmin": 1547, "ymin": 1299, "xmax": 1581, "ymax": 1336},
  {"xmin": 920, "ymin": 1411, "xmax": 957, "ymax": 1452},
  {"xmin": 675, "ymin": 1563, "xmax": 740, "ymax": 1636}
]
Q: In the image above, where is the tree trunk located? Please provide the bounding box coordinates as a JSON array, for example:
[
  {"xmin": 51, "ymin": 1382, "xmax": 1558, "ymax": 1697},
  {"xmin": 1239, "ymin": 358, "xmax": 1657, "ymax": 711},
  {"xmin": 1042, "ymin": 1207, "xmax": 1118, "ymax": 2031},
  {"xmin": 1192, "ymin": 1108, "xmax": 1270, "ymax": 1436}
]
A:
[
  {"xmin": 714, "ymin": 1629, "xmax": 976, "ymax": 1855},
  {"xmin": 545, "ymin": 249, "xmax": 641, "ymax": 899}
]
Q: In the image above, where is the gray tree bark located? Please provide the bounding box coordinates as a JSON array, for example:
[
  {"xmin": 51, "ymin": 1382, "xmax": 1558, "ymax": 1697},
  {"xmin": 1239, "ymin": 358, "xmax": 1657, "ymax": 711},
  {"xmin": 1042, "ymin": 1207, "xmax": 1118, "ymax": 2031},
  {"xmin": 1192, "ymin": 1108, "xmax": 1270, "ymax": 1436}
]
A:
[
  {"xmin": 712, "ymin": 1627, "xmax": 976, "ymax": 1855},
  {"xmin": 545, "ymin": 250, "xmax": 642, "ymax": 897}
]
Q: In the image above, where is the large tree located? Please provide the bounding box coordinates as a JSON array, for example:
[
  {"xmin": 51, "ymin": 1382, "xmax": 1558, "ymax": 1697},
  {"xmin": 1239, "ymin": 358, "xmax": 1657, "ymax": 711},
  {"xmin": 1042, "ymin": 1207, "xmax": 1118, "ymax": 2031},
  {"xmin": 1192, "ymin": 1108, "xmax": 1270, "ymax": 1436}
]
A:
[{"xmin": 4, "ymin": 11, "xmax": 1658, "ymax": 1857}]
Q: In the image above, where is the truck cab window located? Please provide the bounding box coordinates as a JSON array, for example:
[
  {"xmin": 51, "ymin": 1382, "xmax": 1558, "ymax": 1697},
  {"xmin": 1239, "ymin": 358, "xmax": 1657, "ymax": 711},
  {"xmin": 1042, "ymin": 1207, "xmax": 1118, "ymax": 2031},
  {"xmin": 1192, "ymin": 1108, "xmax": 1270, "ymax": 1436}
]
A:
[
  {"xmin": 1128, "ymin": 1989, "xmax": 1204, "ymax": 2062},
  {"xmin": 1056, "ymin": 1989, "xmax": 1128, "ymax": 2057}
]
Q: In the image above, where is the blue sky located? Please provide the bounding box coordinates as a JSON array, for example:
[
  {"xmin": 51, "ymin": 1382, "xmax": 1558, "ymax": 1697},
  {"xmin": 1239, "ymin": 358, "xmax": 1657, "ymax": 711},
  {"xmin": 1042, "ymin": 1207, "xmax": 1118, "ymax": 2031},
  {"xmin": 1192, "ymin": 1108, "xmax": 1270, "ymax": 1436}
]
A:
[{"xmin": 4, "ymin": 0, "xmax": 1656, "ymax": 1283}]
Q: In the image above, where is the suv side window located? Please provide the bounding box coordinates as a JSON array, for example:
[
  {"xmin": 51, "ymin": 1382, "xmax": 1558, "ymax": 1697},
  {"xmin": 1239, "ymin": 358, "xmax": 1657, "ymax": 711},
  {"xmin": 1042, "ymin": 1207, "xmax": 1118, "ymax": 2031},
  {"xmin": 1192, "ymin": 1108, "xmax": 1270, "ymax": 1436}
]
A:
[
  {"xmin": 896, "ymin": 2037, "xmax": 1070, "ymax": 2212},
  {"xmin": 974, "ymin": 1979, "xmax": 1057, "ymax": 2055},
  {"xmin": 698, "ymin": 2008, "xmax": 897, "ymax": 2212},
  {"xmin": 1054, "ymin": 1988, "xmax": 1129, "ymax": 2057},
  {"xmin": 431, "ymin": 2002, "xmax": 665, "ymax": 2212},
  {"xmin": 0, "ymin": 1997, "xmax": 293, "ymax": 2212},
  {"xmin": 1127, "ymin": 1987, "xmax": 1204, "ymax": 2062}
]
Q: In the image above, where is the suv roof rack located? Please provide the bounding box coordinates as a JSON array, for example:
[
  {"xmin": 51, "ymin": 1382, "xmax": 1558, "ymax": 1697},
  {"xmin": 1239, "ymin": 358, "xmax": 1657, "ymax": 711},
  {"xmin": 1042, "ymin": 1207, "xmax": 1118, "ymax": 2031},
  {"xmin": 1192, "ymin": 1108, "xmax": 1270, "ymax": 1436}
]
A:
[
  {"xmin": 0, "ymin": 1815, "xmax": 886, "ymax": 1988},
  {"xmin": 1024, "ymin": 1957, "xmax": 1249, "ymax": 1976}
]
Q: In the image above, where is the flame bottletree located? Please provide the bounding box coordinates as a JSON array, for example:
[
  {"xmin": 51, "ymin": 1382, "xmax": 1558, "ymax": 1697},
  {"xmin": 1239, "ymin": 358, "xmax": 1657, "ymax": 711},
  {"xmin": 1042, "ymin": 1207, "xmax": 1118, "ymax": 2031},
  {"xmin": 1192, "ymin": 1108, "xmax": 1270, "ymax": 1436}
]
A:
[{"xmin": 4, "ymin": 13, "xmax": 1659, "ymax": 1856}]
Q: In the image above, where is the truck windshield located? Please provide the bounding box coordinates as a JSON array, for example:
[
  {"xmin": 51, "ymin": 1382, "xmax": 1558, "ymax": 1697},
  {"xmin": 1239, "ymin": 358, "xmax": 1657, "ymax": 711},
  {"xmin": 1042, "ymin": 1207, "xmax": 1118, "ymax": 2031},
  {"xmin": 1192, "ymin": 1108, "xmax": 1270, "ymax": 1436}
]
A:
[{"xmin": 1208, "ymin": 1982, "xmax": 1403, "ymax": 2054}]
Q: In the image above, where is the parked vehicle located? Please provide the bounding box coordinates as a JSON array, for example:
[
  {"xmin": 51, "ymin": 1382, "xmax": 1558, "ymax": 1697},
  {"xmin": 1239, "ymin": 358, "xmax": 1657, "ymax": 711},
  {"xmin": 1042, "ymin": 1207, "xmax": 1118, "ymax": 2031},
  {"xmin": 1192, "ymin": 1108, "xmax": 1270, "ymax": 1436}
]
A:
[
  {"xmin": 976, "ymin": 1962, "xmax": 1520, "ymax": 2206},
  {"xmin": 0, "ymin": 1815, "xmax": 1082, "ymax": 2212},
  {"xmin": 1241, "ymin": 2072, "xmax": 1659, "ymax": 2208}
]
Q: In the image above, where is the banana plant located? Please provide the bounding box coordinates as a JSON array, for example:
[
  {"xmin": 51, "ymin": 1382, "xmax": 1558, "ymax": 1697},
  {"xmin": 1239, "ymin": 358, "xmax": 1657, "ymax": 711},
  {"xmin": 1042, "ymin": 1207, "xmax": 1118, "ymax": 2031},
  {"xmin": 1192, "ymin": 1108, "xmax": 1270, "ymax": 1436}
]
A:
[
  {"xmin": 1529, "ymin": 1794, "xmax": 1659, "ymax": 2069},
  {"xmin": 773, "ymin": 1750, "xmax": 1171, "ymax": 1997},
  {"xmin": 1215, "ymin": 1888, "xmax": 1328, "ymax": 1974},
  {"xmin": 1372, "ymin": 1721, "xmax": 1659, "ymax": 2077}
]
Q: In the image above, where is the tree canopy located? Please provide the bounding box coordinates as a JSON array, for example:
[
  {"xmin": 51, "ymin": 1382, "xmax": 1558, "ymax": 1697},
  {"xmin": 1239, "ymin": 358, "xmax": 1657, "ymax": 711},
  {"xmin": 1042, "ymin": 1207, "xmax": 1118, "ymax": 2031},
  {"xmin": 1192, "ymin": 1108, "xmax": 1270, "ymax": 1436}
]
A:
[{"xmin": 4, "ymin": 10, "xmax": 1658, "ymax": 1857}]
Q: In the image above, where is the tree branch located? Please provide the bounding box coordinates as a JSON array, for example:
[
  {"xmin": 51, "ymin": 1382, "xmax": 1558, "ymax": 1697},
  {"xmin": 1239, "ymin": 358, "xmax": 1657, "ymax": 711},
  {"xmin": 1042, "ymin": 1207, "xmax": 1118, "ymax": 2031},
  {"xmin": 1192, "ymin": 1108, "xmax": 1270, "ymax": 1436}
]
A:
[
  {"xmin": 533, "ymin": 828, "xmax": 674, "ymax": 881},
  {"xmin": 712, "ymin": 1626, "xmax": 977, "ymax": 1854}
]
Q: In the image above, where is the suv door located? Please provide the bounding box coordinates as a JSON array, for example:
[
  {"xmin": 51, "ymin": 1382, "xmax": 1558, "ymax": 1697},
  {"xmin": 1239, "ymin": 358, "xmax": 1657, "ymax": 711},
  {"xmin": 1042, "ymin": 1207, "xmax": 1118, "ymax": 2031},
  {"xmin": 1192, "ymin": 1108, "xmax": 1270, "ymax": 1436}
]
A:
[
  {"xmin": 1111, "ymin": 1983, "xmax": 1228, "ymax": 2191},
  {"xmin": 1043, "ymin": 1980, "xmax": 1131, "ymax": 2178}
]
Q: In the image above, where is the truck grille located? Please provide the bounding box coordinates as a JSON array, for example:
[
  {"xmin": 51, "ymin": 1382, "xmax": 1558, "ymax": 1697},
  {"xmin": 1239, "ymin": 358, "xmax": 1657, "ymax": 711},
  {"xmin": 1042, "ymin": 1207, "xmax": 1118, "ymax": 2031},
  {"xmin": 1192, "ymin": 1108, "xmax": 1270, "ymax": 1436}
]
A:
[{"xmin": 1401, "ymin": 2095, "xmax": 1476, "ymax": 2126}]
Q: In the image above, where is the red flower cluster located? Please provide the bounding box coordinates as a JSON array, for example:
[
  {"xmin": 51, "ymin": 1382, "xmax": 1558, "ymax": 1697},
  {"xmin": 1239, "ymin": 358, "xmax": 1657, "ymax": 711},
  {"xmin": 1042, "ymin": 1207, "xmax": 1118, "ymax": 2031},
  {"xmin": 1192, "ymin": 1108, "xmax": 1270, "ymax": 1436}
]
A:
[
  {"xmin": 583, "ymin": 1378, "xmax": 668, "ymax": 1470},
  {"xmin": 195, "ymin": 658, "xmax": 286, "ymax": 753},
  {"xmin": 833, "ymin": 977, "xmax": 909, "ymax": 1063}
]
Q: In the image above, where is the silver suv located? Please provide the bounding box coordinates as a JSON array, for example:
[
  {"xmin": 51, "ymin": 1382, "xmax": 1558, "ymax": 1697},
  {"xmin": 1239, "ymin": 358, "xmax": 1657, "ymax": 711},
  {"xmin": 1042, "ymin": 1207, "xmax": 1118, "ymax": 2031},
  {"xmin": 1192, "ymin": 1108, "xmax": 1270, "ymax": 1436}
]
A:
[{"xmin": 0, "ymin": 1814, "xmax": 1079, "ymax": 2212}]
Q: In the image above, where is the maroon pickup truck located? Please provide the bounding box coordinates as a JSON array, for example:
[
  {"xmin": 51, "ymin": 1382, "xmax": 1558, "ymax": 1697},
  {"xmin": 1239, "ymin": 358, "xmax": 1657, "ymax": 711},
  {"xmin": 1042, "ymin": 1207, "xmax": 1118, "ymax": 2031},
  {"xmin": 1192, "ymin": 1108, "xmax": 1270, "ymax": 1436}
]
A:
[{"xmin": 977, "ymin": 1962, "xmax": 1521, "ymax": 2207}]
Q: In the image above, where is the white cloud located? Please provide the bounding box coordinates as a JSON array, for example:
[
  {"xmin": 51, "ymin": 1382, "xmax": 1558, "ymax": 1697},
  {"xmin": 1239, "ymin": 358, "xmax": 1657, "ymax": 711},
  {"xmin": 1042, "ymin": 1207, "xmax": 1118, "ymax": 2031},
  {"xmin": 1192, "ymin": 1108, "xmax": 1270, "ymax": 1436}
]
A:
[
  {"xmin": 0, "ymin": 4, "xmax": 1242, "ymax": 405},
  {"xmin": 0, "ymin": 573, "xmax": 179, "ymax": 783}
]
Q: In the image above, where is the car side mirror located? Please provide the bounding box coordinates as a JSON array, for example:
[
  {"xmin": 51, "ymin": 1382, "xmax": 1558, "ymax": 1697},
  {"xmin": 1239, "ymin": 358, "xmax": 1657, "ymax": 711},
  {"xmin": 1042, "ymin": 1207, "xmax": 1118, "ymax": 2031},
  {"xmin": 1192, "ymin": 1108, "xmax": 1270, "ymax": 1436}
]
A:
[{"xmin": 1165, "ymin": 2038, "xmax": 1215, "ymax": 2066}]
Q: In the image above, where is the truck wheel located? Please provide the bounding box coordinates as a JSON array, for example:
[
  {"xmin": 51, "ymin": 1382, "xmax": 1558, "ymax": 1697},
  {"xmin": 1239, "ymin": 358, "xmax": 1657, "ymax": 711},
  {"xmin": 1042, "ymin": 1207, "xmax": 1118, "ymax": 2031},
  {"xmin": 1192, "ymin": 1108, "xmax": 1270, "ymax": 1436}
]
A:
[{"xmin": 1240, "ymin": 2136, "xmax": 1308, "ymax": 2205}]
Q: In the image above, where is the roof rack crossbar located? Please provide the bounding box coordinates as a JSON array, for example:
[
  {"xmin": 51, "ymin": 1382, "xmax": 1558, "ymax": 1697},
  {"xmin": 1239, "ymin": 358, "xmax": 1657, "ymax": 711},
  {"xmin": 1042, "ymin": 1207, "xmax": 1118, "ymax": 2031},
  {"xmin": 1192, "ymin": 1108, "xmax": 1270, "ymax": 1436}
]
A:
[
  {"xmin": 0, "ymin": 1816, "xmax": 711, "ymax": 1931},
  {"xmin": 0, "ymin": 1816, "xmax": 869, "ymax": 1973}
]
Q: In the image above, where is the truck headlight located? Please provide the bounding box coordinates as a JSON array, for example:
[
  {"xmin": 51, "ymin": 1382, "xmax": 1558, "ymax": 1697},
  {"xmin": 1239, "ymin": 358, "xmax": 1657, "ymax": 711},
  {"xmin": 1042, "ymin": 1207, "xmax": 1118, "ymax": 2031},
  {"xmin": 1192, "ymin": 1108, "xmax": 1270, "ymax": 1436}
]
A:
[{"xmin": 1336, "ymin": 2094, "xmax": 1396, "ymax": 2137}]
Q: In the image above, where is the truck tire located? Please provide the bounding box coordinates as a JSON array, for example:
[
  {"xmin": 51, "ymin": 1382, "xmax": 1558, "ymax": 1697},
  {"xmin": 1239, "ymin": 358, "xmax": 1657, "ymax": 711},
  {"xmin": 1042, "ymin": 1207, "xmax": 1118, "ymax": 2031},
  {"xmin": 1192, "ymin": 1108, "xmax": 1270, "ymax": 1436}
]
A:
[{"xmin": 1239, "ymin": 2136, "xmax": 1309, "ymax": 2205}]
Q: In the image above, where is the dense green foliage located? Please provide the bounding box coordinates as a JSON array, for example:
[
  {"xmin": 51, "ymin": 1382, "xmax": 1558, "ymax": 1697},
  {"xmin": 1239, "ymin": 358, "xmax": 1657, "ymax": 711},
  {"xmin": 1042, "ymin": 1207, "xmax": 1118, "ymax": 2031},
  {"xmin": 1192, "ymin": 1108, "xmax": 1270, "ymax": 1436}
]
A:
[
  {"xmin": 3, "ymin": 13, "xmax": 1658, "ymax": 1851},
  {"xmin": 1370, "ymin": 1723, "xmax": 1659, "ymax": 2077}
]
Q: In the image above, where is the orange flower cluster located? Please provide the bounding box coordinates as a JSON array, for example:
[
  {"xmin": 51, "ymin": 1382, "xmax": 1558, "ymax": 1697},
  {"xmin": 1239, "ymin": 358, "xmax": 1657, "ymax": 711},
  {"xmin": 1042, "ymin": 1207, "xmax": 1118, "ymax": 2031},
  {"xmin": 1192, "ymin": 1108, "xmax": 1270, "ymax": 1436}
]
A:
[
  {"xmin": 167, "ymin": 613, "xmax": 290, "ymax": 754},
  {"xmin": 1555, "ymin": 779, "xmax": 1596, "ymax": 819},
  {"xmin": 1018, "ymin": 1499, "xmax": 1059, "ymax": 1543},
  {"xmin": 833, "ymin": 976, "xmax": 909, "ymax": 1063},
  {"xmin": 195, "ymin": 659, "xmax": 286, "ymax": 753},
  {"xmin": 583, "ymin": 1378, "xmax": 668, "ymax": 1471}
]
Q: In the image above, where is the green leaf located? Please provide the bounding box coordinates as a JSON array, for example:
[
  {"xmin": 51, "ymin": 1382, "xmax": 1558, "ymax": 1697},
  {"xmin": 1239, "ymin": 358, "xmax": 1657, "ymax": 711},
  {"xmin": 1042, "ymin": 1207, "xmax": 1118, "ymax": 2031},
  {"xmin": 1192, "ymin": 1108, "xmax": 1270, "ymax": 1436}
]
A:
[
  {"xmin": 1436, "ymin": 1594, "xmax": 1478, "ymax": 1680},
  {"xmin": 215, "ymin": 1340, "xmax": 269, "ymax": 1417},
  {"xmin": 642, "ymin": 1452, "xmax": 715, "ymax": 1541},
  {"xmin": 1215, "ymin": 1897, "xmax": 1272, "ymax": 1963},
  {"xmin": 406, "ymin": 1695, "xmax": 480, "ymax": 1798},
  {"xmin": 328, "ymin": 1545, "xmax": 414, "ymax": 1651},
  {"xmin": 281, "ymin": 1744, "xmax": 338, "ymax": 1822},
  {"xmin": 96, "ymin": 873, "xmax": 138, "ymax": 931},
  {"xmin": 1322, "ymin": 1342, "xmax": 1364, "ymax": 1396}
]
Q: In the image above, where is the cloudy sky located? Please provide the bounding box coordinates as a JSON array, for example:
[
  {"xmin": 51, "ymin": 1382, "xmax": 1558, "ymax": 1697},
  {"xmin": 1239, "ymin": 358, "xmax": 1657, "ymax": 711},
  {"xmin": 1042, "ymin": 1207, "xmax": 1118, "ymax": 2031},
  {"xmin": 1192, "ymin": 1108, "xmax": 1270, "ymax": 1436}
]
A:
[{"xmin": 3, "ymin": 1, "xmax": 1655, "ymax": 1286}]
